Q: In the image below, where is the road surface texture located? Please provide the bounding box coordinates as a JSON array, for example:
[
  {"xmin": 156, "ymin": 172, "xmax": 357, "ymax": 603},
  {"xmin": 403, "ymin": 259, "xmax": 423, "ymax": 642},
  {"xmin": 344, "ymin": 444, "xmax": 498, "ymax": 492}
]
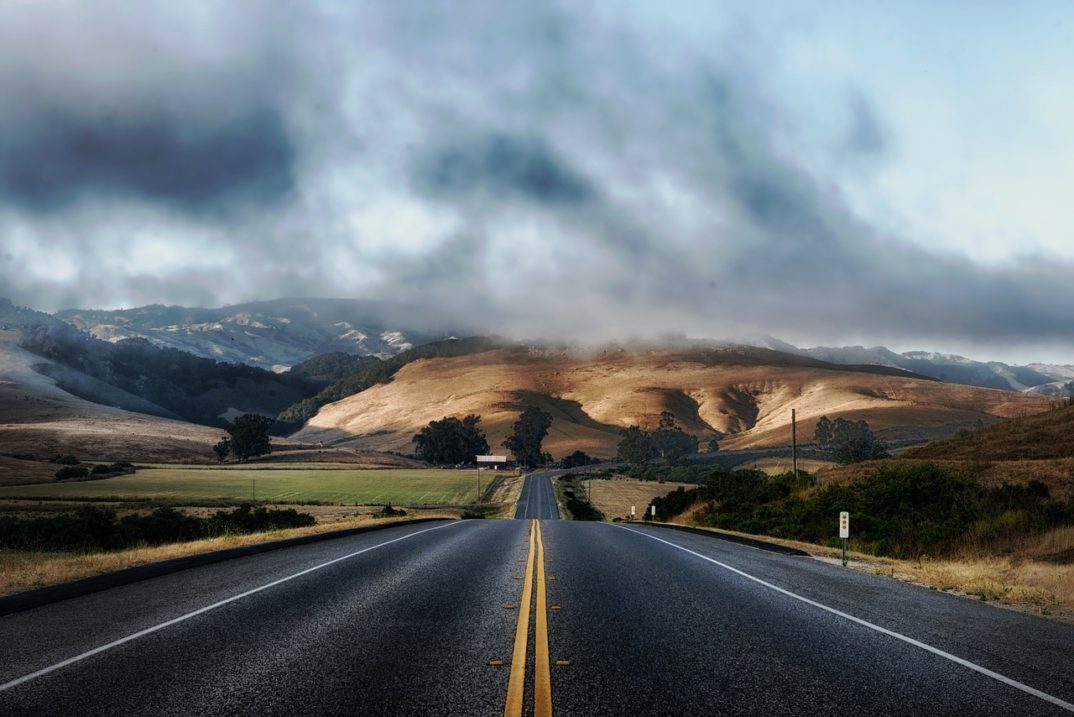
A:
[
  {"xmin": 514, "ymin": 471, "xmax": 561, "ymax": 520},
  {"xmin": 2, "ymin": 476, "xmax": 1073, "ymax": 715}
]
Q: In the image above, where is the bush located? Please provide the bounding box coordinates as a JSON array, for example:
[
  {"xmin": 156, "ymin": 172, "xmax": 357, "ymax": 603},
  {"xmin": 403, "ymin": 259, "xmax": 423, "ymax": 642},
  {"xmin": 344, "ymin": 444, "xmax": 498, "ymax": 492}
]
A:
[
  {"xmin": 54, "ymin": 466, "xmax": 89, "ymax": 480},
  {"xmin": 646, "ymin": 463, "xmax": 1074, "ymax": 559},
  {"xmin": 0, "ymin": 504, "xmax": 316, "ymax": 552},
  {"xmin": 372, "ymin": 504, "xmax": 407, "ymax": 519},
  {"xmin": 51, "ymin": 455, "xmax": 80, "ymax": 465},
  {"xmin": 91, "ymin": 464, "xmax": 112, "ymax": 475}
]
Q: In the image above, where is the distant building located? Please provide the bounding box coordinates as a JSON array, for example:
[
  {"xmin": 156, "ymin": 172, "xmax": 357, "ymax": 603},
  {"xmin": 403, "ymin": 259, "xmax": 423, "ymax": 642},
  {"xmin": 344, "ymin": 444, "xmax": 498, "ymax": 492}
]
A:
[{"xmin": 476, "ymin": 454, "xmax": 515, "ymax": 470}]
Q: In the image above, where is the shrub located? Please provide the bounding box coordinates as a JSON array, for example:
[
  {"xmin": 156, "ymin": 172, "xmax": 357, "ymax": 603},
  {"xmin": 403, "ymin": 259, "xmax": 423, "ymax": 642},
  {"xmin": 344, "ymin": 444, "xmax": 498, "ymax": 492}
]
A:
[
  {"xmin": 54, "ymin": 466, "xmax": 89, "ymax": 480},
  {"xmin": 372, "ymin": 504, "xmax": 407, "ymax": 519},
  {"xmin": 51, "ymin": 455, "xmax": 80, "ymax": 465},
  {"xmin": 91, "ymin": 464, "xmax": 112, "ymax": 475}
]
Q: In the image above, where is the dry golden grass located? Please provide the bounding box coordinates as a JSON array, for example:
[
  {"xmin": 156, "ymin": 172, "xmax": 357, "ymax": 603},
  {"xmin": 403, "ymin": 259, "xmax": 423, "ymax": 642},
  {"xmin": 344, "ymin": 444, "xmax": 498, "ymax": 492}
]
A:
[
  {"xmin": 484, "ymin": 473, "xmax": 524, "ymax": 518},
  {"xmin": 0, "ymin": 509, "xmax": 460, "ymax": 598},
  {"xmin": 584, "ymin": 478, "xmax": 694, "ymax": 520},
  {"xmin": 670, "ymin": 523, "xmax": 1074, "ymax": 621},
  {"xmin": 296, "ymin": 347, "xmax": 1051, "ymax": 459},
  {"xmin": 731, "ymin": 456, "xmax": 837, "ymax": 475}
]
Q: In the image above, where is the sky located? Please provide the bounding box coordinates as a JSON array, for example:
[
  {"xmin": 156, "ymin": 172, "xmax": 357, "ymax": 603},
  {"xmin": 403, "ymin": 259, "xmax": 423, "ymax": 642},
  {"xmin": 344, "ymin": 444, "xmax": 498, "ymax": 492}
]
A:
[{"xmin": 1, "ymin": 0, "xmax": 1073, "ymax": 363}]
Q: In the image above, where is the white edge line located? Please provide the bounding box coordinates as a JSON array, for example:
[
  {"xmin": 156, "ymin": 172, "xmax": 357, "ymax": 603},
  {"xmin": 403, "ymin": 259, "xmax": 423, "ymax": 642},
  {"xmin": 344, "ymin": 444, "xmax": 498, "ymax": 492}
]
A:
[
  {"xmin": 615, "ymin": 524, "xmax": 1074, "ymax": 714},
  {"xmin": 0, "ymin": 521, "xmax": 461, "ymax": 693}
]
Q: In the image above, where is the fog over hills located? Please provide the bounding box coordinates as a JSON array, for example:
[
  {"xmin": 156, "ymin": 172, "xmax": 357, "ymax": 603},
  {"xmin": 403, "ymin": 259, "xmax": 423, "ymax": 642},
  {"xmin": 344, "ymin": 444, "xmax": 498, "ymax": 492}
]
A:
[
  {"xmin": 735, "ymin": 334, "xmax": 1074, "ymax": 397},
  {"xmin": 57, "ymin": 298, "xmax": 461, "ymax": 371},
  {"xmin": 46, "ymin": 299, "xmax": 1074, "ymax": 396}
]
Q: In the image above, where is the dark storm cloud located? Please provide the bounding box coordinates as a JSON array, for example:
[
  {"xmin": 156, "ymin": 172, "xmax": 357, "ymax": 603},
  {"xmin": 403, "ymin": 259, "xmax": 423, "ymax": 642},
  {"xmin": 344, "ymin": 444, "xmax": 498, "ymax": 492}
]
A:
[
  {"xmin": 413, "ymin": 133, "xmax": 597, "ymax": 207},
  {"xmin": 0, "ymin": 0, "xmax": 1071, "ymax": 360},
  {"xmin": 0, "ymin": 106, "xmax": 295, "ymax": 214}
]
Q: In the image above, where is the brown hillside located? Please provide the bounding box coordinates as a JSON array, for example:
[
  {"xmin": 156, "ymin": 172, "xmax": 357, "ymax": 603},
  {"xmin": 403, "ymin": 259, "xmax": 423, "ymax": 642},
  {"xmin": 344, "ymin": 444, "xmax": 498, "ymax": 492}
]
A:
[
  {"xmin": 905, "ymin": 403, "xmax": 1074, "ymax": 461},
  {"xmin": 0, "ymin": 329, "xmax": 224, "ymax": 462},
  {"xmin": 295, "ymin": 347, "xmax": 1054, "ymax": 459}
]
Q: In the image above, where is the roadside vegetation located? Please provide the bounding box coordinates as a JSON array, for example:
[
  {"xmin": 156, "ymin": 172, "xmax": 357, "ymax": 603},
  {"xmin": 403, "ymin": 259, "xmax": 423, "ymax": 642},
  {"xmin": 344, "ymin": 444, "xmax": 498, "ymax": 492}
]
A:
[
  {"xmin": 556, "ymin": 474, "xmax": 602, "ymax": 521},
  {"xmin": 0, "ymin": 504, "xmax": 315, "ymax": 552},
  {"xmin": 647, "ymin": 463, "xmax": 1074, "ymax": 559}
]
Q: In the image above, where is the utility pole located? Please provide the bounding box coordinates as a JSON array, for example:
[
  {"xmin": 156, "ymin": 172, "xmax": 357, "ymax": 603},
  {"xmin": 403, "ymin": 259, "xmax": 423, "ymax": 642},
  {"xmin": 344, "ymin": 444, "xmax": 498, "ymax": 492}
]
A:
[{"xmin": 791, "ymin": 409, "xmax": 798, "ymax": 481}]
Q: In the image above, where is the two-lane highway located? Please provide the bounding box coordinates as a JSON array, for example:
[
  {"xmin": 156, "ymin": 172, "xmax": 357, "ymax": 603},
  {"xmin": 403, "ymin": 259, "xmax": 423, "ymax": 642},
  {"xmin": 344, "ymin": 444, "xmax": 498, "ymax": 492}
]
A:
[
  {"xmin": 2, "ymin": 476, "xmax": 1073, "ymax": 715},
  {"xmin": 514, "ymin": 471, "xmax": 560, "ymax": 520}
]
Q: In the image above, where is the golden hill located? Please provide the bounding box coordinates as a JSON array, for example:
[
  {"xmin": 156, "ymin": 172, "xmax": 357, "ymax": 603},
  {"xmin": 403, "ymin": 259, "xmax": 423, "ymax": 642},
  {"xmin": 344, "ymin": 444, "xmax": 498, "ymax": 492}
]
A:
[
  {"xmin": 295, "ymin": 346, "xmax": 1055, "ymax": 458},
  {"xmin": 904, "ymin": 402, "xmax": 1074, "ymax": 461}
]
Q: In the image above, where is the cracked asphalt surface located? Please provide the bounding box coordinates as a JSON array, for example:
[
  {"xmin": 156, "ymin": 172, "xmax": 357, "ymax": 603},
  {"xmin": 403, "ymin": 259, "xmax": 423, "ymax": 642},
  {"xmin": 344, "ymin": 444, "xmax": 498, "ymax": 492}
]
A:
[{"xmin": 2, "ymin": 473, "xmax": 1072, "ymax": 715}]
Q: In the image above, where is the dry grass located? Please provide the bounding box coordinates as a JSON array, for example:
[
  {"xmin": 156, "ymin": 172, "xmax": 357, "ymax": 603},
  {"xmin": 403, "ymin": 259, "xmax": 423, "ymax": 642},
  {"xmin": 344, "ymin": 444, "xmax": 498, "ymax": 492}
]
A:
[
  {"xmin": 584, "ymin": 478, "xmax": 694, "ymax": 520},
  {"xmin": 0, "ymin": 509, "xmax": 460, "ymax": 598},
  {"xmin": 295, "ymin": 347, "xmax": 1051, "ymax": 458},
  {"xmin": 484, "ymin": 473, "xmax": 524, "ymax": 518},
  {"xmin": 670, "ymin": 523, "xmax": 1074, "ymax": 621},
  {"xmin": 730, "ymin": 456, "xmax": 836, "ymax": 475}
]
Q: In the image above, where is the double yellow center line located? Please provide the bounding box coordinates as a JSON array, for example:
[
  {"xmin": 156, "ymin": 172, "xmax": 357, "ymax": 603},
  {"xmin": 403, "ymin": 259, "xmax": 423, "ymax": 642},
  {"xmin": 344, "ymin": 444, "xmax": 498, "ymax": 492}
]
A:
[{"xmin": 505, "ymin": 520, "xmax": 552, "ymax": 717}]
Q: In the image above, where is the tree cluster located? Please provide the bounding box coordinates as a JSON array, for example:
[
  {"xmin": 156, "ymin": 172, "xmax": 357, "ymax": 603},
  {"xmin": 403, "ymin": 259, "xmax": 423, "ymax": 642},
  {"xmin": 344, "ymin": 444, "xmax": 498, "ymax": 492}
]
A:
[
  {"xmin": 214, "ymin": 414, "xmax": 274, "ymax": 463},
  {"xmin": 615, "ymin": 412, "xmax": 699, "ymax": 470},
  {"xmin": 412, "ymin": 414, "xmax": 490, "ymax": 465},
  {"xmin": 503, "ymin": 407, "xmax": 553, "ymax": 466},
  {"xmin": 814, "ymin": 415, "xmax": 888, "ymax": 464}
]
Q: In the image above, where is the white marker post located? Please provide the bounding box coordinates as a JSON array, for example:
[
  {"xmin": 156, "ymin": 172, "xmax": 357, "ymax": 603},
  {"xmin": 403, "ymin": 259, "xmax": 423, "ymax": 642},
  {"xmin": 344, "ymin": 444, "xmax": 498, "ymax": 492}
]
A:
[
  {"xmin": 651, "ymin": 505, "xmax": 657, "ymax": 521},
  {"xmin": 839, "ymin": 511, "xmax": 850, "ymax": 566},
  {"xmin": 630, "ymin": 505, "xmax": 636, "ymax": 520}
]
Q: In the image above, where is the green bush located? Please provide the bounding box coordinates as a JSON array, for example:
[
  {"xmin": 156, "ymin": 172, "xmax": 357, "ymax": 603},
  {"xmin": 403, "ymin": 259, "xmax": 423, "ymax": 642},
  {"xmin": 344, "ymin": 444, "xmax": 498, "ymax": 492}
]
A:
[
  {"xmin": 51, "ymin": 455, "xmax": 80, "ymax": 465},
  {"xmin": 0, "ymin": 504, "xmax": 316, "ymax": 553},
  {"xmin": 91, "ymin": 464, "xmax": 112, "ymax": 475},
  {"xmin": 646, "ymin": 463, "xmax": 1074, "ymax": 559},
  {"xmin": 54, "ymin": 466, "xmax": 89, "ymax": 480}
]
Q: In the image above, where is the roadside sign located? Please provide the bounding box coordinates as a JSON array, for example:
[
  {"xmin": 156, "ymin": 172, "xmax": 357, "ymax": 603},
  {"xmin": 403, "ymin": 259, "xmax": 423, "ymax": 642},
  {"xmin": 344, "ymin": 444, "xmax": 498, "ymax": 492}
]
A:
[
  {"xmin": 839, "ymin": 511, "xmax": 850, "ymax": 538},
  {"xmin": 651, "ymin": 505, "xmax": 656, "ymax": 518},
  {"xmin": 630, "ymin": 505, "xmax": 635, "ymax": 517}
]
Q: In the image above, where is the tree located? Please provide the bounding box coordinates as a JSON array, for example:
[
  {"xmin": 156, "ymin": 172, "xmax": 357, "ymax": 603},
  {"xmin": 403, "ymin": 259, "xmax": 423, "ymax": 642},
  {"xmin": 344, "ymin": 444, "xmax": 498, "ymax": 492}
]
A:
[
  {"xmin": 814, "ymin": 416, "xmax": 834, "ymax": 450},
  {"xmin": 226, "ymin": 414, "xmax": 274, "ymax": 462},
  {"xmin": 616, "ymin": 426, "xmax": 652, "ymax": 470},
  {"xmin": 213, "ymin": 437, "xmax": 231, "ymax": 462},
  {"xmin": 649, "ymin": 412, "xmax": 699, "ymax": 465},
  {"xmin": 814, "ymin": 415, "xmax": 887, "ymax": 464},
  {"xmin": 707, "ymin": 439, "xmax": 720, "ymax": 453},
  {"xmin": 503, "ymin": 407, "xmax": 553, "ymax": 466},
  {"xmin": 412, "ymin": 415, "xmax": 490, "ymax": 464},
  {"xmin": 562, "ymin": 450, "xmax": 596, "ymax": 468}
]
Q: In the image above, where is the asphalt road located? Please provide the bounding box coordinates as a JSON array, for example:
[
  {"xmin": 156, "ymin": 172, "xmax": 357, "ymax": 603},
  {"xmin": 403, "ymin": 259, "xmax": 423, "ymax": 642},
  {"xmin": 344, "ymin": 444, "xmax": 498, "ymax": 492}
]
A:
[
  {"xmin": 514, "ymin": 471, "xmax": 560, "ymax": 520},
  {"xmin": 2, "ymin": 482, "xmax": 1073, "ymax": 715}
]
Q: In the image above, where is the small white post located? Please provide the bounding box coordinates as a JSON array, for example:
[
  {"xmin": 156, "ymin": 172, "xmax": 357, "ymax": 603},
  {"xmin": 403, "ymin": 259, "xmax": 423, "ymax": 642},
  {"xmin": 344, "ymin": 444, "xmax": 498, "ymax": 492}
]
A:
[{"xmin": 651, "ymin": 505, "xmax": 656, "ymax": 520}]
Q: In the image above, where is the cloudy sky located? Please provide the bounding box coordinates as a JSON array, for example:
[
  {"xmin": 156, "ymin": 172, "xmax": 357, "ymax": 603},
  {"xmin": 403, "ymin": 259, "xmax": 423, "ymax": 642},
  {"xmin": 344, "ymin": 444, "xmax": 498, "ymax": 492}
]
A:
[{"xmin": 2, "ymin": 1, "xmax": 1073, "ymax": 363}]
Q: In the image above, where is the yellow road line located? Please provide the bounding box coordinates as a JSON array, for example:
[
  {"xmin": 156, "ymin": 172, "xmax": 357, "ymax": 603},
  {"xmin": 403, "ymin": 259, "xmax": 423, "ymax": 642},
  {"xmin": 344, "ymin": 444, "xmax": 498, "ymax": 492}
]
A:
[
  {"xmin": 504, "ymin": 520, "xmax": 536, "ymax": 717},
  {"xmin": 534, "ymin": 520, "xmax": 552, "ymax": 717}
]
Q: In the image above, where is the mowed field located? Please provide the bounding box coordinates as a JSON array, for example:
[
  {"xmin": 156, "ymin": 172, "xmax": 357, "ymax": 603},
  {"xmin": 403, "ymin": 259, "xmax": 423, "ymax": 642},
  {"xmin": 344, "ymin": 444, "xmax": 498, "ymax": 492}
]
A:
[
  {"xmin": 583, "ymin": 478, "xmax": 695, "ymax": 520},
  {"xmin": 0, "ymin": 467, "xmax": 482, "ymax": 506}
]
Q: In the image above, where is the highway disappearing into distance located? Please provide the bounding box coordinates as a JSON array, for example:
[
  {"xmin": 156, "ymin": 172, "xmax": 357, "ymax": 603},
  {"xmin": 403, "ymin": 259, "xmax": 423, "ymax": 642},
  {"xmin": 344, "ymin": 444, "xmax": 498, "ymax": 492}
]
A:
[{"xmin": 2, "ymin": 473, "xmax": 1074, "ymax": 715}]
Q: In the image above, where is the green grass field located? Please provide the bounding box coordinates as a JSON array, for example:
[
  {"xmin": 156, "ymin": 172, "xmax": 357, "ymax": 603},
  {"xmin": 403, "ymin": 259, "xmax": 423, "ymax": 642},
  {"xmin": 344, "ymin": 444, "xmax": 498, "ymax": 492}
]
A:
[{"xmin": 0, "ymin": 467, "xmax": 484, "ymax": 506}]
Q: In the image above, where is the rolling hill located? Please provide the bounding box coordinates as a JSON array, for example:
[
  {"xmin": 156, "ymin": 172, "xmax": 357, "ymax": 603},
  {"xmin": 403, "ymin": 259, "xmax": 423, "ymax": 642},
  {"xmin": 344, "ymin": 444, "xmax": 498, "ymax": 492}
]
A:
[
  {"xmin": 294, "ymin": 345, "xmax": 1055, "ymax": 459},
  {"xmin": 0, "ymin": 326, "xmax": 223, "ymax": 462},
  {"xmin": 739, "ymin": 334, "xmax": 1074, "ymax": 396},
  {"xmin": 57, "ymin": 297, "xmax": 460, "ymax": 370},
  {"xmin": 904, "ymin": 402, "xmax": 1074, "ymax": 461}
]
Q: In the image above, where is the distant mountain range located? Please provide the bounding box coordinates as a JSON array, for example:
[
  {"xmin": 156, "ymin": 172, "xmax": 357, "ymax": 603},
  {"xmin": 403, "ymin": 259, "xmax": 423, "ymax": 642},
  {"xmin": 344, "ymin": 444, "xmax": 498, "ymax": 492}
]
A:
[
  {"xmin": 57, "ymin": 298, "xmax": 460, "ymax": 371},
  {"xmin": 735, "ymin": 335, "xmax": 1074, "ymax": 397},
  {"xmin": 9, "ymin": 296, "xmax": 1073, "ymax": 396}
]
